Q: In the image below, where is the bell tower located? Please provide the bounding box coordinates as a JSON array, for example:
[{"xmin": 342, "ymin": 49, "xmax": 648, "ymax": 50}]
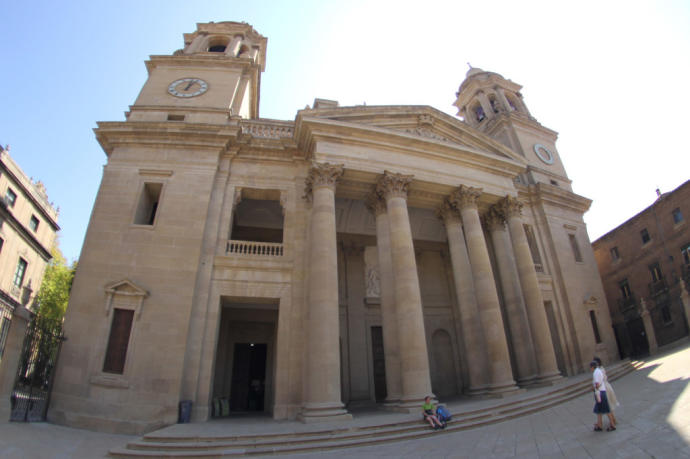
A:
[
  {"xmin": 128, "ymin": 21, "xmax": 267, "ymax": 123},
  {"xmin": 453, "ymin": 68, "xmax": 571, "ymax": 190}
]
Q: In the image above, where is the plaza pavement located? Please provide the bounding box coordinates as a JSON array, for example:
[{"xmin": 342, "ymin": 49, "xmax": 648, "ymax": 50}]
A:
[{"xmin": 1, "ymin": 340, "xmax": 688, "ymax": 458}]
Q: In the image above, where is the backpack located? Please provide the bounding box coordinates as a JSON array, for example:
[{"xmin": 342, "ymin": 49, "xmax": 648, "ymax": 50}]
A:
[{"xmin": 436, "ymin": 405, "xmax": 451, "ymax": 423}]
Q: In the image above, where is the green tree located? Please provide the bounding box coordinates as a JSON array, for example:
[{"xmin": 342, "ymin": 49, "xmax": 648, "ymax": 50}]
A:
[{"xmin": 34, "ymin": 244, "xmax": 76, "ymax": 327}]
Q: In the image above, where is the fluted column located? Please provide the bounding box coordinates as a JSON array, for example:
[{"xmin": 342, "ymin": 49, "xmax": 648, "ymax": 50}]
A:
[
  {"xmin": 450, "ymin": 185, "xmax": 518, "ymax": 394},
  {"xmin": 299, "ymin": 162, "xmax": 351, "ymax": 422},
  {"xmin": 500, "ymin": 196, "xmax": 561, "ymax": 383},
  {"xmin": 484, "ymin": 206, "xmax": 537, "ymax": 386},
  {"xmin": 376, "ymin": 171, "xmax": 433, "ymax": 406},
  {"xmin": 366, "ymin": 192, "xmax": 402, "ymax": 404},
  {"xmin": 437, "ymin": 199, "xmax": 488, "ymax": 394}
]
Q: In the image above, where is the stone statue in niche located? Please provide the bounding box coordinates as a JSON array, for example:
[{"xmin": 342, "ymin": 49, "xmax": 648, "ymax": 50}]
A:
[{"xmin": 364, "ymin": 246, "xmax": 381, "ymax": 298}]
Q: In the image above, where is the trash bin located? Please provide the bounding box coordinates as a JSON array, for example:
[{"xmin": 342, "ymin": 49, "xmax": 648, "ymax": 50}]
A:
[{"xmin": 178, "ymin": 400, "xmax": 192, "ymax": 423}]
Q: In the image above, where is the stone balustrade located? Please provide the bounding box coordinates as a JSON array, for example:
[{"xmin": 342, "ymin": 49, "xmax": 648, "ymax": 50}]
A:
[
  {"xmin": 240, "ymin": 120, "xmax": 294, "ymax": 139},
  {"xmin": 226, "ymin": 240, "xmax": 284, "ymax": 256}
]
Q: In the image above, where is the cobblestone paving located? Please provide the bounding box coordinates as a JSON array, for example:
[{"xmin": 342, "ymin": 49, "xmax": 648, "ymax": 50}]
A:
[{"xmin": 0, "ymin": 341, "xmax": 688, "ymax": 458}]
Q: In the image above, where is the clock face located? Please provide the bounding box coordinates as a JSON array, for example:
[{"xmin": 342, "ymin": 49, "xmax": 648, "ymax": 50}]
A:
[
  {"xmin": 167, "ymin": 78, "xmax": 208, "ymax": 98},
  {"xmin": 533, "ymin": 143, "xmax": 555, "ymax": 165}
]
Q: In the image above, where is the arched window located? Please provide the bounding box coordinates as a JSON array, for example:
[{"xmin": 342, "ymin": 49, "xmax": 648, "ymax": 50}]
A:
[
  {"xmin": 505, "ymin": 95, "xmax": 518, "ymax": 111},
  {"xmin": 473, "ymin": 104, "xmax": 485, "ymax": 122},
  {"xmin": 207, "ymin": 37, "xmax": 229, "ymax": 53}
]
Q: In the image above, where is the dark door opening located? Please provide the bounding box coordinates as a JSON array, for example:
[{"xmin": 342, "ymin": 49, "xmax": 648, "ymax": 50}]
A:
[
  {"xmin": 371, "ymin": 327, "xmax": 387, "ymax": 402},
  {"xmin": 230, "ymin": 343, "xmax": 267, "ymax": 411},
  {"xmin": 627, "ymin": 318, "xmax": 650, "ymax": 357}
]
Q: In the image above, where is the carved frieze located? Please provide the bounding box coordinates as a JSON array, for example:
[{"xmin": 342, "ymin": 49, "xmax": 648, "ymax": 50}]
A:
[{"xmin": 376, "ymin": 170, "xmax": 413, "ymax": 200}]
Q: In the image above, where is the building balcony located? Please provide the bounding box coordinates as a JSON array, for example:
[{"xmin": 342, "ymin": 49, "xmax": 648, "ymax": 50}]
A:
[
  {"xmin": 226, "ymin": 240, "xmax": 284, "ymax": 257},
  {"xmin": 617, "ymin": 294, "xmax": 637, "ymax": 313},
  {"xmin": 648, "ymin": 277, "xmax": 669, "ymax": 297}
]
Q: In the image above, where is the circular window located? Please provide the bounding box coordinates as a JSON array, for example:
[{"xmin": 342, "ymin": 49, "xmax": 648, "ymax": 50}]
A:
[{"xmin": 533, "ymin": 144, "xmax": 554, "ymax": 165}]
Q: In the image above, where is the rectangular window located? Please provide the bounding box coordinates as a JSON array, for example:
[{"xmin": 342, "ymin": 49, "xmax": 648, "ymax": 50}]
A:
[
  {"xmin": 524, "ymin": 224, "xmax": 543, "ymax": 271},
  {"xmin": 672, "ymin": 208, "xmax": 684, "ymax": 224},
  {"xmin": 649, "ymin": 262, "xmax": 663, "ymax": 282},
  {"xmin": 4, "ymin": 188, "xmax": 17, "ymax": 207},
  {"xmin": 133, "ymin": 182, "xmax": 163, "ymax": 226},
  {"xmin": 641, "ymin": 228, "xmax": 651, "ymax": 244},
  {"xmin": 568, "ymin": 233, "xmax": 583, "ymax": 262},
  {"xmin": 103, "ymin": 308, "xmax": 135, "ymax": 374},
  {"xmin": 13, "ymin": 258, "xmax": 27, "ymax": 288},
  {"xmin": 589, "ymin": 310, "xmax": 602, "ymax": 344},
  {"xmin": 610, "ymin": 246, "xmax": 620, "ymax": 261},
  {"xmin": 29, "ymin": 215, "xmax": 39, "ymax": 232}
]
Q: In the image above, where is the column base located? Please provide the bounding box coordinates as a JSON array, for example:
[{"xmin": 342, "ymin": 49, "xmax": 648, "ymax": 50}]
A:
[
  {"xmin": 516, "ymin": 375, "xmax": 538, "ymax": 387},
  {"xmin": 531, "ymin": 372, "xmax": 564, "ymax": 387},
  {"xmin": 297, "ymin": 402, "xmax": 352, "ymax": 423},
  {"xmin": 484, "ymin": 380, "xmax": 524, "ymax": 398},
  {"xmin": 383, "ymin": 393, "xmax": 434, "ymax": 413}
]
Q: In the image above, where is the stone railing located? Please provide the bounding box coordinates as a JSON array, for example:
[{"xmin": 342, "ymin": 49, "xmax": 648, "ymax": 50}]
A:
[
  {"xmin": 240, "ymin": 120, "xmax": 294, "ymax": 139},
  {"xmin": 226, "ymin": 240, "xmax": 284, "ymax": 257}
]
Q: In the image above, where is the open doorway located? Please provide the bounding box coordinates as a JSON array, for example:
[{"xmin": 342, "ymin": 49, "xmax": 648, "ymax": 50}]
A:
[
  {"xmin": 230, "ymin": 343, "xmax": 267, "ymax": 411},
  {"xmin": 213, "ymin": 300, "xmax": 278, "ymax": 416}
]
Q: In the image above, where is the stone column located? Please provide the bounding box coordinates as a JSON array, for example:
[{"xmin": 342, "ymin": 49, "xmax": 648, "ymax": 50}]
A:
[
  {"xmin": 376, "ymin": 171, "xmax": 433, "ymax": 407},
  {"xmin": 299, "ymin": 162, "xmax": 351, "ymax": 422},
  {"xmin": 476, "ymin": 92, "xmax": 494, "ymax": 120},
  {"xmin": 437, "ymin": 199, "xmax": 488, "ymax": 394},
  {"xmin": 500, "ymin": 197, "xmax": 561, "ymax": 384},
  {"xmin": 484, "ymin": 206, "xmax": 537, "ymax": 386},
  {"xmin": 450, "ymin": 185, "xmax": 518, "ymax": 395},
  {"xmin": 639, "ymin": 298, "xmax": 658, "ymax": 355},
  {"xmin": 365, "ymin": 193, "xmax": 402, "ymax": 404}
]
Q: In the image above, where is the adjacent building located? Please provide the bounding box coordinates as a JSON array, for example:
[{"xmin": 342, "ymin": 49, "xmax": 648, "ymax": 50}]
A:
[
  {"xmin": 49, "ymin": 22, "xmax": 616, "ymax": 435},
  {"xmin": 0, "ymin": 145, "xmax": 59, "ymax": 418},
  {"xmin": 0, "ymin": 145, "xmax": 60, "ymax": 358},
  {"xmin": 593, "ymin": 181, "xmax": 690, "ymax": 358}
]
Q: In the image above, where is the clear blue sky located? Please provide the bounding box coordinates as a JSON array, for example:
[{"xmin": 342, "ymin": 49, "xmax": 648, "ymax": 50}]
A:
[{"xmin": 3, "ymin": 0, "xmax": 690, "ymax": 262}]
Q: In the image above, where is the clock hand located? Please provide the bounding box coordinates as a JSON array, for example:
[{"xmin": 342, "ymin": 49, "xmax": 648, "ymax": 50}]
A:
[{"xmin": 184, "ymin": 80, "xmax": 195, "ymax": 91}]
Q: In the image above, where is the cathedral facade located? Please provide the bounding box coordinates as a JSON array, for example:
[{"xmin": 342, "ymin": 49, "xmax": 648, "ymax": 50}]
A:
[{"xmin": 49, "ymin": 22, "xmax": 616, "ymax": 434}]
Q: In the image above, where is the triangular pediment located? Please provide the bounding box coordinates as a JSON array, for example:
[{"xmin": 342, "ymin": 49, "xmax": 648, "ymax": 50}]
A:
[
  {"xmin": 104, "ymin": 279, "xmax": 148, "ymax": 297},
  {"xmin": 295, "ymin": 105, "xmax": 526, "ymax": 165}
]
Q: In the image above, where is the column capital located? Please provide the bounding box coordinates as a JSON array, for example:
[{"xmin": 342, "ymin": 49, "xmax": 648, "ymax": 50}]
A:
[
  {"xmin": 500, "ymin": 195, "xmax": 523, "ymax": 219},
  {"xmin": 451, "ymin": 184, "xmax": 482, "ymax": 210},
  {"xmin": 364, "ymin": 191, "xmax": 387, "ymax": 216},
  {"xmin": 304, "ymin": 162, "xmax": 344, "ymax": 201},
  {"xmin": 436, "ymin": 198, "xmax": 461, "ymax": 225},
  {"xmin": 376, "ymin": 170, "xmax": 413, "ymax": 201},
  {"xmin": 483, "ymin": 206, "xmax": 506, "ymax": 232}
]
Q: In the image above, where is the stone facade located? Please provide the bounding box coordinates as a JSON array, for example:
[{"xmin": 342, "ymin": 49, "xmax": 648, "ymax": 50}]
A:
[
  {"xmin": 48, "ymin": 22, "xmax": 616, "ymax": 435},
  {"xmin": 593, "ymin": 181, "xmax": 690, "ymax": 358},
  {"xmin": 0, "ymin": 145, "xmax": 60, "ymax": 418}
]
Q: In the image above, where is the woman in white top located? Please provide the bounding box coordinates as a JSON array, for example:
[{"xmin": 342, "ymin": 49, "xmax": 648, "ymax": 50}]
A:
[{"xmin": 594, "ymin": 356, "xmax": 619, "ymax": 426}]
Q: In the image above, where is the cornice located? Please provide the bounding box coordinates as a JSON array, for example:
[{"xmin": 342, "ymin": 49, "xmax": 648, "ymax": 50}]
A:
[
  {"xmin": 144, "ymin": 55, "xmax": 260, "ymax": 74},
  {"xmin": 484, "ymin": 112, "xmax": 559, "ymax": 140},
  {"xmin": 0, "ymin": 158, "xmax": 60, "ymax": 230},
  {"xmin": 0, "ymin": 201, "xmax": 53, "ymax": 261},
  {"xmin": 295, "ymin": 115, "xmax": 526, "ymax": 181},
  {"xmin": 295, "ymin": 105, "xmax": 525, "ymax": 164},
  {"xmin": 519, "ymin": 182, "xmax": 592, "ymax": 213},
  {"xmin": 94, "ymin": 121, "xmax": 240, "ymax": 156}
]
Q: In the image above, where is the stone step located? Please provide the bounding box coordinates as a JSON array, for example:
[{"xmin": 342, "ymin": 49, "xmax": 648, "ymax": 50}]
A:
[{"xmin": 109, "ymin": 360, "xmax": 639, "ymax": 458}]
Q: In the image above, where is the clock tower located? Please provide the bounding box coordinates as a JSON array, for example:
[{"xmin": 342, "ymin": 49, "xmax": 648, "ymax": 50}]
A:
[
  {"xmin": 453, "ymin": 68, "xmax": 571, "ymax": 191},
  {"xmin": 128, "ymin": 21, "xmax": 267, "ymax": 123}
]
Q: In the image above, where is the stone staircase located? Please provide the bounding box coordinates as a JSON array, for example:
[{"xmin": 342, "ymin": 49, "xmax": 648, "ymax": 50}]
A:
[{"xmin": 110, "ymin": 360, "xmax": 641, "ymax": 457}]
